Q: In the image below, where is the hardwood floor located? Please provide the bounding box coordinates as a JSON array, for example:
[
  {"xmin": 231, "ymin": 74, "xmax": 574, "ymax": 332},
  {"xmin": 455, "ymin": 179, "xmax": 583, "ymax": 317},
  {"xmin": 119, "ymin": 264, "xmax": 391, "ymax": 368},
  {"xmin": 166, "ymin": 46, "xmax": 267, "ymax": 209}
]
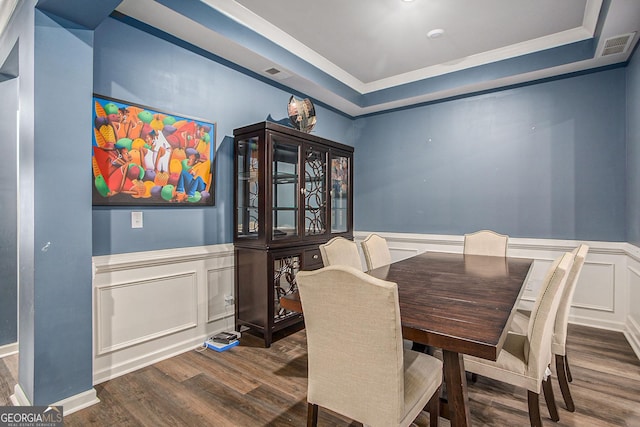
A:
[
  {"xmin": 2, "ymin": 324, "xmax": 639, "ymax": 426},
  {"xmin": 0, "ymin": 352, "xmax": 17, "ymax": 406}
]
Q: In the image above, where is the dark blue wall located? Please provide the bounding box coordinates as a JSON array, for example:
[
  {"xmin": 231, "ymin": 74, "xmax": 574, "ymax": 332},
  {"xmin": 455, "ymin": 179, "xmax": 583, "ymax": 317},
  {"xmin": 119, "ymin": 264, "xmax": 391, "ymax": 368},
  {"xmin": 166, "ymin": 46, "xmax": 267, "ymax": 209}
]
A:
[
  {"xmin": 353, "ymin": 69, "xmax": 627, "ymax": 241},
  {"xmin": 92, "ymin": 17, "xmax": 355, "ymax": 256},
  {"xmin": 627, "ymin": 49, "xmax": 640, "ymax": 246}
]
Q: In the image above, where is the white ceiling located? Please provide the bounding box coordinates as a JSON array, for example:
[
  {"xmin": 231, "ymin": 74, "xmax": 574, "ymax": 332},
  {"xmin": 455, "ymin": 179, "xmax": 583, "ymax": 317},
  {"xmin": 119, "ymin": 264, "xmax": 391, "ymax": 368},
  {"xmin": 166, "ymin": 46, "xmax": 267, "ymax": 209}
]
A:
[{"xmin": 234, "ymin": 0, "xmax": 592, "ymax": 84}]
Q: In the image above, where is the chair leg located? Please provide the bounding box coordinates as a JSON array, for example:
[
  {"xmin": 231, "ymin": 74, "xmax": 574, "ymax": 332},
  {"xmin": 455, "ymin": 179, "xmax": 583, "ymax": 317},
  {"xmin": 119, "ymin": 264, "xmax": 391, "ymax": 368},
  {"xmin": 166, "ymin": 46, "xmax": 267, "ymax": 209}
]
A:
[
  {"xmin": 542, "ymin": 377, "xmax": 560, "ymax": 422},
  {"xmin": 527, "ymin": 390, "xmax": 543, "ymax": 427},
  {"xmin": 307, "ymin": 403, "xmax": 318, "ymax": 427},
  {"xmin": 565, "ymin": 353, "xmax": 573, "ymax": 383},
  {"xmin": 426, "ymin": 386, "xmax": 440, "ymax": 427},
  {"xmin": 555, "ymin": 354, "xmax": 575, "ymax": 412}
]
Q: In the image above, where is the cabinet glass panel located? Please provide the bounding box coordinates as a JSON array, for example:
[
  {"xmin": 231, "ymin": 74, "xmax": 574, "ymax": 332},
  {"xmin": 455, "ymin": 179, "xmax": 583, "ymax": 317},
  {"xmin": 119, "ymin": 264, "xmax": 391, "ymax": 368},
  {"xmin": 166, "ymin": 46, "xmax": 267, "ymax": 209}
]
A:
[
  {"xmin": 273, "ymin": 255, "xmax": 300, "ymax": 322},
  {"xmin": 304, "ymin": 146, "xmax": 326, "ymax": 236},
  {"xmin": 331, "ymin": 154, "xmax": 350, "ymax": 233},
  {"xmin": 272, "ymin": 140, "xmax": 299, "ymax": 239},
  {"xmin": 236, "ymin": 137, "xmax": 259, "ymax": 238}
]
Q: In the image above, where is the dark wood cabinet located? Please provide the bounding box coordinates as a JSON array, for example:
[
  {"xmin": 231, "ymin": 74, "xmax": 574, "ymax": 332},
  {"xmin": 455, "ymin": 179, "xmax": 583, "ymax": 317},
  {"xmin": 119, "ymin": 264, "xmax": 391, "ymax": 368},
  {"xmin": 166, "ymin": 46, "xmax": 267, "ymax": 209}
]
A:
[{"xmin": 233, "ymin": 121, "xmax": 354, "ymax": 346}]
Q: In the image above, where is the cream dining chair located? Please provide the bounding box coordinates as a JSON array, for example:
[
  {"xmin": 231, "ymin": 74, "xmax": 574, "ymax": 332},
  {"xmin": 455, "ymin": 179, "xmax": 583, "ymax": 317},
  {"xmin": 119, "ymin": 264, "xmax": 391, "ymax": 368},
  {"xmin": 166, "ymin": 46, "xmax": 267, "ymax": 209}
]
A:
[
  {"xmin": 319, "ymin": 236, "xmax": 363, "ymax": 270},
  {"xmin": 361, "ymin": 233, "xmax": 429, "ymax": 355},
  {"xmin": 296, "ymin": 265, "xmax": 443, "ymax": 427},
  {"xmin": 510, "ymin": 244, "xmax": 589, "ymax": 412},
  {"xmin": 464, "ymin": 251, "xmax": 574, "ymax": 427},
  {"xmin": 361, "ymin": 233, "xmax": 392, "ymax": 270},
  {"xmin": 463, "ymin": 229, "xmax": 509, "ymax": 257}
]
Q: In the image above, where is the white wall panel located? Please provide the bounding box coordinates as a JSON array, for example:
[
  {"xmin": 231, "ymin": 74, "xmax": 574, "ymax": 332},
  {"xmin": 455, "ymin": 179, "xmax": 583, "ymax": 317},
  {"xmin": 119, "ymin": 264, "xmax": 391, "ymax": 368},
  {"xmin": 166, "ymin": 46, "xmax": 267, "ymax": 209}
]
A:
[
  {"xmin": 627, "ymin": 256, "xmax": 640, "ymax": 358},
  {"xmin": 207, "ymin": 265, "xmax": 235, "ymax": 323},
  {"xmin": 96, "ymin": 273, "xmax": 197, "ymax": 355},
  {"xmin": 92, "ymin": 244, "xmax": 234, "ymax": 384},
  {"xmin": 572, "ymin": 262, "xmax": 615, "ymax": 312}
]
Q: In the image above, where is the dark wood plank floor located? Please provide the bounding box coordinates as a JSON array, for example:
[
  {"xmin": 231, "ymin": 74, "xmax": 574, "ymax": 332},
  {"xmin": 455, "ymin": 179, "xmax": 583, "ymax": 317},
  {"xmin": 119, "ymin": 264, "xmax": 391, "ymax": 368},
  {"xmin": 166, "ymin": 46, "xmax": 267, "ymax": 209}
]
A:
[
  {"xmin": 2, "ymin": 324, "xmax": 639, "ymax": 426},
  {"xmin": 0, "ymin": 352, "xmax": 17, "ymax": 407}
]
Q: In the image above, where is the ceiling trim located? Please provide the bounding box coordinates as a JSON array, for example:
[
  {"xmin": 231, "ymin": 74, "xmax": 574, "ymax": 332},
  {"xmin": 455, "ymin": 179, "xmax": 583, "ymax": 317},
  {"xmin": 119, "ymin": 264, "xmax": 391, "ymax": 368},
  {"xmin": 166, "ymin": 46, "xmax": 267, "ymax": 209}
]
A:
[
  {"xmin": 112, "ymin": 0, "xmax": 636, "ymax": 117},
  {"xmin": 203, "ymin": 0, "xmax": 603, "ymax": 94}
]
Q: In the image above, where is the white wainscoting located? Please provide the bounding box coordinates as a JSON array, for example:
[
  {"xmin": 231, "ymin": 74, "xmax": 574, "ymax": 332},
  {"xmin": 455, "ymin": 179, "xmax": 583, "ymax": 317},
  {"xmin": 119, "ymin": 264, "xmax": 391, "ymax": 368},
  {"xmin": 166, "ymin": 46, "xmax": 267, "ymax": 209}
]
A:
[
  {"xmin": 92, "ymin": 236, "xmax": 640, "ymax": 384},
  {"xmin": 92, "ymin": 244, "xmax": 235, "ymax": 384},
  {"xmin": 355, "ymin": 232, "xmax": 640, "ymax": 360},
  {"xmin": 625, "ymin": 245, "xmax": 640, "ymax": 358}
]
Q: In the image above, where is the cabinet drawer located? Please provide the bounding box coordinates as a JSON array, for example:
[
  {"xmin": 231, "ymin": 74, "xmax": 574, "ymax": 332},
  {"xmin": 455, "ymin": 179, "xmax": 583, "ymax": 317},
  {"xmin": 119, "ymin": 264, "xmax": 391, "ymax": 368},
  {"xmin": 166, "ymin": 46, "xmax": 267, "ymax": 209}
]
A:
[{"xmin": 303, "ymin": 248, "xmax": 323, "ymax": 270}]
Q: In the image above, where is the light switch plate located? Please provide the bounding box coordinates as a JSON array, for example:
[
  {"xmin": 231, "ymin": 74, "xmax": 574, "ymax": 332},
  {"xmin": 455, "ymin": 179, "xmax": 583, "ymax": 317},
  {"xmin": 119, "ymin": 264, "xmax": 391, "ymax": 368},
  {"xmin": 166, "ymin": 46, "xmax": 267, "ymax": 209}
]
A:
[{"xmin": 131, "ymin": 211, "xmax": 143, "ymax": 228}]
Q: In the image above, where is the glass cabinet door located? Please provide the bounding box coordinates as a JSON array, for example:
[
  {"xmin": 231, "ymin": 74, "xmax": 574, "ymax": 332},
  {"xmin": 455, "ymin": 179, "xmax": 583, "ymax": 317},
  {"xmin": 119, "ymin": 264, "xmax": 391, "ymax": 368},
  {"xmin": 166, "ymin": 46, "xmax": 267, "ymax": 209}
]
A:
[
  {"xmin": 272, "ymin": 138, "xmax": 300, "ymax": 240},
  {"xmin": 330, "ymin": 153, "xmax": 350, "ymax": 233},
  {"xmin": 236, "ymin": 137, "xmax": 259, "ymax": 238},
  {"xmin": 304, "ymin": 145, "xmax": 327, "ymax": 237}
]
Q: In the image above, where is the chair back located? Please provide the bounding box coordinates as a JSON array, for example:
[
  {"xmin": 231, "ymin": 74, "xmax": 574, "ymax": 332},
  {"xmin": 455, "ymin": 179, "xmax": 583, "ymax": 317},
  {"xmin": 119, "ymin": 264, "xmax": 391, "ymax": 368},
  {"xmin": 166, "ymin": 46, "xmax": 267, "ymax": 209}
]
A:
[
  {"xmin": 463, "ymin": 229, "xmax": 508, "ymax": 257},
  {"xmin": 319, "ymin": 237, "xmax": 362, "ymax": 270},
  {"xmin": 297, "ymin": 266, "xmax": 405, "ymax": 426},
  {"xmin": 552, "ymin": 244, "xmax": 589, "ymax": 355},
  {"xmin": 525, "ymin": 251, "xmax": 574, "ymax": 381},
  {"xmin": 361, "ymin": 233, "xmax": 392, "ymax": 270}
]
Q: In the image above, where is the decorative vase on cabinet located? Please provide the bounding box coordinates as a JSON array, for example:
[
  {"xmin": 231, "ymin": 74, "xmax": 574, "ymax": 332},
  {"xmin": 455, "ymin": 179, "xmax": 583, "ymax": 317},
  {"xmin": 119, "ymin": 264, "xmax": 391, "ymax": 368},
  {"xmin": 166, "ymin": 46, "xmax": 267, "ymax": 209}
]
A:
[{"xmin": 233, "ymin": 121, "xmax": 354, "ymax": 347}]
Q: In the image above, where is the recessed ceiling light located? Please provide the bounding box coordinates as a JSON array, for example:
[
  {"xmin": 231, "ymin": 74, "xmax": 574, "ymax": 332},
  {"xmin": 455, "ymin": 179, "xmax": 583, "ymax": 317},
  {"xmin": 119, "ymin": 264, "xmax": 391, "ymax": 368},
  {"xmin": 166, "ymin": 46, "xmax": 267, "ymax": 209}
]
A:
[
  {"xmin": 427, "ymin": 29, "xmax": 445, "ymax": 39},
  {"xmin": 401, "ymin": 0, "xmax": 415, "ymax": 2}
]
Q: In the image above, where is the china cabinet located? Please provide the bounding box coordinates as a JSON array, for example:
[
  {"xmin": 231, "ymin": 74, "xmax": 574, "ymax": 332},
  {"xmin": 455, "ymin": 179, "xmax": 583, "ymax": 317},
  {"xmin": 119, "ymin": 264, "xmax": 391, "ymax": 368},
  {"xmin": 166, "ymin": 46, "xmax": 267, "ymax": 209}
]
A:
[{"xmin": 233, "ymin": 121, "xmax": 353, "ymax": 346}]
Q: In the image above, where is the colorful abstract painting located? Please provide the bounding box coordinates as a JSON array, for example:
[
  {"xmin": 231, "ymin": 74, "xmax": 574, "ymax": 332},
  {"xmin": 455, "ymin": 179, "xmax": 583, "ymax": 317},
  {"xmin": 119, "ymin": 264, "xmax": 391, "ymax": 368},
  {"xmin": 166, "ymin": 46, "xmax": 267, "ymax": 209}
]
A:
[{"xmin": 92, "ymin": 95, "xmax": 215, "ymax": 206}]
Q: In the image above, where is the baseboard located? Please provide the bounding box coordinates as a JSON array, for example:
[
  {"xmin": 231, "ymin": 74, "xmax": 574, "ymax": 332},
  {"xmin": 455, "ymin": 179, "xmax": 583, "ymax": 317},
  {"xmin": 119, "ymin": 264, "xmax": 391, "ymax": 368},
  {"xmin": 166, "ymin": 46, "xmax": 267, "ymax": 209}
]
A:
[
  {"xmin": 11, "ymin": 384, "xmax": 99, "ymax": 415},
  {"xmin": 94, "ymin": 334, "xmax": 208, "ymax": 384},
  {"xmin": 51, "ymin": 388, "xmax": 100, "ymax": 416},
  {"xmin": 10, "ymin": 383, "xmax": 30, "ymax": 406},
  {"xmin": 626, "ymin": 316, "xmax": 640, "ymax": 360},
  {"xmin": 0, "ymin": 341, "xmax": 18, "ymax": 358}
]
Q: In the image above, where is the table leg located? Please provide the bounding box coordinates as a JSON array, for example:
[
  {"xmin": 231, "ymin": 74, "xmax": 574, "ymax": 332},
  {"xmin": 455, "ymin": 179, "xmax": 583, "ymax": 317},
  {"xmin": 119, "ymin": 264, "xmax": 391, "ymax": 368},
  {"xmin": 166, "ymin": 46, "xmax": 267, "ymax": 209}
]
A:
[{"xmin": 442, "ymin": 350, "xmax": 471, "ymax": 427}]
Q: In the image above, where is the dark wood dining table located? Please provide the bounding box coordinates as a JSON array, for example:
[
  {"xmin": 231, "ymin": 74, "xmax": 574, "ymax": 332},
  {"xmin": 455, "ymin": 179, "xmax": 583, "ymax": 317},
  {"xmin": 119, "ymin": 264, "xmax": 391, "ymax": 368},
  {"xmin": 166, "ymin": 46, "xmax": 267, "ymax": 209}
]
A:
[{"xmin": 280, "ymin": 251, "xmax": 533, "ymax": 427}]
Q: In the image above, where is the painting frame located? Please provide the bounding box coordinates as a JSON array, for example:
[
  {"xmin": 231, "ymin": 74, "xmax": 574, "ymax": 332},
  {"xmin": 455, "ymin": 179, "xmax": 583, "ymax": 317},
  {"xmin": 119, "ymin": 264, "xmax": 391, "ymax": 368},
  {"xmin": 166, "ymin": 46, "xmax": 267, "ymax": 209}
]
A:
[{"xmin": 91, "ymin": 94, "xmax": 216, "ymax": 207}]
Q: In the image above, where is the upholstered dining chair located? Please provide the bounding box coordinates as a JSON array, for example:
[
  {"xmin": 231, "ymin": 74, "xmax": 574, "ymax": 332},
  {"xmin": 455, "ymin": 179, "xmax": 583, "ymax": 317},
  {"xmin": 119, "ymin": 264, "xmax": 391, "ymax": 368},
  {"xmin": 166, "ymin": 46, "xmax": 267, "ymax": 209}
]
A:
[
  {"xmin": 319, "ymin": 236, "xmax": 362, "ymax": 270},
  {"xmin": 510, "ymin": 244, "xmax": 589, "ymax": 412},
  {"xmin": 464, "ymin": 251, "xmax": 574, "ymax": 427},
  {"xmin": 296, "ymin": 265, "xmax": 443, "ymax": 427},
  {"xmin": 463, "ymin": 229, "xmax": 509, "ymax": 257},
  {"xmin": 361, "ymin": 233, "xmax": 392, "ymax": 270}
]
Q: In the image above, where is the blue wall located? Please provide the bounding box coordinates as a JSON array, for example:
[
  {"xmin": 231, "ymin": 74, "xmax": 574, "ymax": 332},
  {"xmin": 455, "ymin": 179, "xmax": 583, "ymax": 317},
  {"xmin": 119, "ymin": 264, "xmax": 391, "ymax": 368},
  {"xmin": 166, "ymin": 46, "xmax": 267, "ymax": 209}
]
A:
[
  {"xmin": 353, "ymin": 69, "xmax": 627, "ymax": 241},
  {"xmin": 627, "ymin": 50, "xmax": 640, "ymax": 246},
  {"xmin": 31, "ymin": 9, "xmax": 95, "ymax": 405},
  {"xmin": 0, "ymin": 0, "xmax": 95, "ymax": 406},
  {"xmin": 0, "ymin": 75, "xmax": 18, "ymax": 347},
  {"xmin": 92, "ymin": 17, "xmax": 355, "ymax": 255}
]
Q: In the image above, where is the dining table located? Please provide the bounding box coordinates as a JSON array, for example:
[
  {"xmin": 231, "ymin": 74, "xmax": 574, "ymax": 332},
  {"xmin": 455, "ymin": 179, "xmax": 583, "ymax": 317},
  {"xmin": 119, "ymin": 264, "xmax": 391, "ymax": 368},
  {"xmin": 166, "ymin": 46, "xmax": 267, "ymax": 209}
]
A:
[{"xmin": 280, "ymin": 251, "xmax": 533, "ymax": 427}]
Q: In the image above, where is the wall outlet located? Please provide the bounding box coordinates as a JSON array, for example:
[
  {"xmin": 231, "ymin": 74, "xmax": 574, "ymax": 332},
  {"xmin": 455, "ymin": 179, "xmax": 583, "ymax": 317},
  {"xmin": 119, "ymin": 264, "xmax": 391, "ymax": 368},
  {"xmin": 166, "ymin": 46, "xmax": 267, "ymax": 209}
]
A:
[{"xmin": 224, "ymin": 295, "xmax": 234, "ymax": 305}]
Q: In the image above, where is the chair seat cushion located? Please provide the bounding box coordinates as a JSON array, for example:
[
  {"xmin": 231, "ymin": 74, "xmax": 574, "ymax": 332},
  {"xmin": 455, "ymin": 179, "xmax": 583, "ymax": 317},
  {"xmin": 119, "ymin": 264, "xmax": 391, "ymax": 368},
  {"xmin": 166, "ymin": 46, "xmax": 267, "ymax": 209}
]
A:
[
  {"xmin": 401, "ymin": 349, "xmax": 442, "ymax": 427},
  {"xmin": 464, "ymin": 333, "xmax": 542, "ymax": 393}
]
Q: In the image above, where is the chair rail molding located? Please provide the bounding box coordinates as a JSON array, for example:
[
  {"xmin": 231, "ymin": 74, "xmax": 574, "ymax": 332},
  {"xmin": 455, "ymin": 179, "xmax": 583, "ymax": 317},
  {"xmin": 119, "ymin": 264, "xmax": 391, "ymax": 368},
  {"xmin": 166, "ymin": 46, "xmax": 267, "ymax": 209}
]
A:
[{"xmin": 355, "ymin": 231, "xmax": 640, "ymax": 361}]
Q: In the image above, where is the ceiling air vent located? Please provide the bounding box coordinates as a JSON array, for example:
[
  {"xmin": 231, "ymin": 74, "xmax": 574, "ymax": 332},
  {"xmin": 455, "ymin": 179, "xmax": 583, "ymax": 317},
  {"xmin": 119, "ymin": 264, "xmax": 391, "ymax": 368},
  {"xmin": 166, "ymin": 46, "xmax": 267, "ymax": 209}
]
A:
[
  {"xmin": 263, "ymin": 67, "xmax": 292, "ymax": 80},
  {"xmin": 600, "ymin": 32, "xmax": 636, "ymax": 57}
]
